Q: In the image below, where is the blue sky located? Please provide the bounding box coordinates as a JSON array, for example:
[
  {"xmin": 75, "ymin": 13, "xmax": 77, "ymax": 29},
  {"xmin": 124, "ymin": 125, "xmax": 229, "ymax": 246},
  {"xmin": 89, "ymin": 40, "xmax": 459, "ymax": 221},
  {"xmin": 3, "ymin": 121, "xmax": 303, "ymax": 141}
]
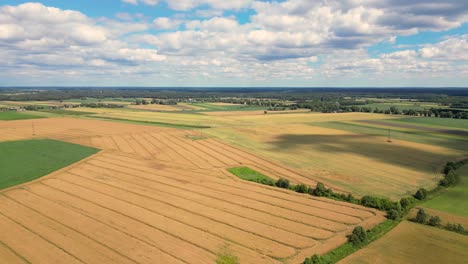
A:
[{"xmin": 0, "ymin": 1, "xmax": 467, "ymax": 87}]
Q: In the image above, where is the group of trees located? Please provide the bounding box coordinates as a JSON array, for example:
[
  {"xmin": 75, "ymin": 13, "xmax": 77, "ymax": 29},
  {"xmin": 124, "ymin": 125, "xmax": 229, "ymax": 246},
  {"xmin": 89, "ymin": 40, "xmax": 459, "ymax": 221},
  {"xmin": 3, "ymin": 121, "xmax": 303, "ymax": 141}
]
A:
[
  {"xmin": 79, "ymin": 103, "xmax": 124, "ymax": 108},
  {"xmin": 135, "ymin": 99, "xmax": 178, "ymax": 105},
  {"xmin": 440, "ymin": 161, "xmax": 468, "ymax": 187},
  {"xmin": 413, "ymin": 208, "xmax": 465, "ymax": 234},
  {"xmin": 296, "ymin": 101, "xmax": 468, "ymax": 119}
]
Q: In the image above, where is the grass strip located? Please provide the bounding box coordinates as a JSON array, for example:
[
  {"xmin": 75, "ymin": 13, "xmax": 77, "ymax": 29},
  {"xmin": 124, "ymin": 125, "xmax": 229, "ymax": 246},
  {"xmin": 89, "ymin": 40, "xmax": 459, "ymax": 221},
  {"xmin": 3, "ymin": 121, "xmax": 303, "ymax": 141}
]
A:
[
  {"xmin": 305, "ymin": 219, "xmax": 399, "ymax": 264},
  {"xmin": 87, "ymin": 116, "xmax": 211, "ymax": 129},
  {"xmin": 227, "ymin": 166, "xmax": 275, "ymax": 185},
  {"xmin": 38, "ymin": 109, "xmax": 96, "ymax": 116}
]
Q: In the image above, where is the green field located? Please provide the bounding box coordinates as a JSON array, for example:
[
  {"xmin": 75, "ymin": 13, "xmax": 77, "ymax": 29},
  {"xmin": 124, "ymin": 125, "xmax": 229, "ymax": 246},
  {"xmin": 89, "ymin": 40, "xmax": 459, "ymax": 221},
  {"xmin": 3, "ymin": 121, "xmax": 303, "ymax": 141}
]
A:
[
  {"xmin": 340, "ymin": 221, "xmax": 468, "ymax": 264},
  {"xmin": 0, "ymin": 111, "xmax": 45, "ymax": 121},
  {"xmin": 87, "ymin": 116, "xmax": 211, "ymax": 129},
  {"xmin": 39, "ymin": 108, "xmax": 96, "ymax": 116},
  {"xmin": 423, "ymin": 164, "xmax": 468, "ymax": 217},
  {"xmin": 358, "ymin": 102, "xmax": 441, "ymax": 111},
  {"xmin": 227, "ymin": 166, "xmax": 274, "ymax": 184},
  {"xmin": 0, "ymin": 139, "xmax": 99, "ymax": 190},
  {"xmin": 392, "ymin": 117, "xmax": 468, "ymax": 130},
  {"xmin": 190, "ymin": 103, "xmax": 267, "ymax": 112},
  {"xmin": 312, "ymin": 121, "xmax": 468, "ymax": 152}
]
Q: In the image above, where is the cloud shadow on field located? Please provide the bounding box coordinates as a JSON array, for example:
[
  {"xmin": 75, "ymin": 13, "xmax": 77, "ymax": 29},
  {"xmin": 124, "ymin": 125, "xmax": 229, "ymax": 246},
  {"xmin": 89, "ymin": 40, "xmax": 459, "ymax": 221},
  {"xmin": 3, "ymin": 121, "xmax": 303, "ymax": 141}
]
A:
[{"xmin": 268, "ymin": 133, "xmax": 461, "ymax": 173}]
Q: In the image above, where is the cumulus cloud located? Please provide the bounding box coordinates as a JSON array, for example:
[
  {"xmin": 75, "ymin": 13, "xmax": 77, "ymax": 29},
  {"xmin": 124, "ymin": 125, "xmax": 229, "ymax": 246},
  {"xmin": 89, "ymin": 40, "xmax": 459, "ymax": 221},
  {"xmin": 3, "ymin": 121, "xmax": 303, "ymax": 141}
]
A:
[
  {"xmin": 0, "ymin": 3, "xmax": 165, "ymax": 73},
  {"xmin": 1, "ymin": 1, "xmax": 467, "ymax": 86}
]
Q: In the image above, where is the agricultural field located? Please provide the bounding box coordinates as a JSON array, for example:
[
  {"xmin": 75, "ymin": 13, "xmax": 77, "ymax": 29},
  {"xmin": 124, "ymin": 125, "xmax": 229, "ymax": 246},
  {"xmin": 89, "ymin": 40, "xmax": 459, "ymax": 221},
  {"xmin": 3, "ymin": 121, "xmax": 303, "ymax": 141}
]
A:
[
  {"xmin": 0, "ymin": 139, "xmax": 98, "ymax": 190},
  {"xmin": 0, "ymin": 111, "xmax": 45, "ymax": 120},
  {"xmin": 35, "ymin": 108, "xmax": 465, "ymax": 199},
  {"xmin": 422, "ymin": 163, "xmax": 468, "ymax": 218},
  {"xmin": 339, "ymin": 221, "xmax": 468, "ymax": 264},
  {"xmin": 391, "ymin": 117, "xmax": 468, "ymax": 130},
  {"xmin": 358, "ymin": 102, "xmax": 447, "ymax": 111},
  {"xmin": 0, "ymin": 117, "xmax": 385, "ymax": 264},
  {"xmin": 314, "ymin": 120, "xmax": 468, "ymax": 151}
]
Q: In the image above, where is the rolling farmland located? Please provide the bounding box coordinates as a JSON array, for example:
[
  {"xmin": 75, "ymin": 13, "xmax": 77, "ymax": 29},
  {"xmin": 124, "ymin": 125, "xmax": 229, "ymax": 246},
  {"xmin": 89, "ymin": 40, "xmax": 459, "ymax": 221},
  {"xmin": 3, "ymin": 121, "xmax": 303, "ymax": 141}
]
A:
[{"xmin": 0, "ymin": 117, "xmax": 385, "ymax": 264}]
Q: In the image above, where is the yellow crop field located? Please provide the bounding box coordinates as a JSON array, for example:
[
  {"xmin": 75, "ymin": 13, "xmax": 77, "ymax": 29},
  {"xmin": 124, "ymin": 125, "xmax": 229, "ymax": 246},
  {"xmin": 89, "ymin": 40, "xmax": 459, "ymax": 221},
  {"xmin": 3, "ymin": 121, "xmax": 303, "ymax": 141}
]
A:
[
  {"xmin": 206, "ymin": 123, "xmax": 460, "ymax": 199},
  {"xmin": 0, "ymin": 117, "xmax": 385, "ymax": 264},
  {"xmin": 128, "ymin": 104, "xmax": 182, "ymax": 111},
  {"xmin": 65, "ymin": 110, "xmax": 462, "ymax": 198}
]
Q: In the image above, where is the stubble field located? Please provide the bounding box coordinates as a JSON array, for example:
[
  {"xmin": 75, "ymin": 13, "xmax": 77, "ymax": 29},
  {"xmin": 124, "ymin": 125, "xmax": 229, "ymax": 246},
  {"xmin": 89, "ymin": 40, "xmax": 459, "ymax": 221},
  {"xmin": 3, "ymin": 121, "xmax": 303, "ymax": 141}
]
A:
[{"xmin": 0, "ymin": 117, "xmax": 385, "ymax": 264}]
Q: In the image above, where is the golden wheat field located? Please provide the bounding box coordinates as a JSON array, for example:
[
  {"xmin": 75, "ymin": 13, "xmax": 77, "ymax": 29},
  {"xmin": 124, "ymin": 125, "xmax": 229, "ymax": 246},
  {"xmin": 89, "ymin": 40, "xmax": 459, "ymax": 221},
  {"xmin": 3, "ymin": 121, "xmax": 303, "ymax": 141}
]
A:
[
  {"xmin": 53, "ymin": 110, "xmax": 463, "ymax": 198},
  {"xmin": 0, "ymin": 117, "xmax": 385, "ymax": 264}
]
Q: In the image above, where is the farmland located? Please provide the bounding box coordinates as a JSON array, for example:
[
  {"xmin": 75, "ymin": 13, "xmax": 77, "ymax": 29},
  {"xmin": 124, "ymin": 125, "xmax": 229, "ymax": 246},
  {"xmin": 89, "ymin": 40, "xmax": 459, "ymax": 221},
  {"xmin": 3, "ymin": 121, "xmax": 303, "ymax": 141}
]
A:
[
  {"xmin": 0, "ymin": 139, "xmax": 98, "ymax": 190},
  {"xmin": 339, "ymin": 221, "xmax": 468, "ymax": 264},
  {"xmin": 391, "ymin": 117, "xmax": 468, "ymax": 130},
  {"xmin": 0, "ymin": 88, "xmax": 467, "ymax": 263},
  {"xmin": 0, "ymin": 111, "xmax": 44, "ymax": 120},
  {"xmin": 0, "ymin": 117, "xmax": 385, "ymax": 264},
  {"xmin": 422, "ymin": 164, "xmax": 468, "ymax": 217}
]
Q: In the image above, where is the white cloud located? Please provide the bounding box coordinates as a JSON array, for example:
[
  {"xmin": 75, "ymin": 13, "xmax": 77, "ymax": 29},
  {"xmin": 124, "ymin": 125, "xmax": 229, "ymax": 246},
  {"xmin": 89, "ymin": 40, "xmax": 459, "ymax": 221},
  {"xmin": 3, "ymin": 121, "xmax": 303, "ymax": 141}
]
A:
[
  {"xmin": 0, "ymin": 1, "xmax": 467, "ymax": 86},
  {"xmin": 153, "ymin": 17, "xmax": 181, "ymax": 30}
]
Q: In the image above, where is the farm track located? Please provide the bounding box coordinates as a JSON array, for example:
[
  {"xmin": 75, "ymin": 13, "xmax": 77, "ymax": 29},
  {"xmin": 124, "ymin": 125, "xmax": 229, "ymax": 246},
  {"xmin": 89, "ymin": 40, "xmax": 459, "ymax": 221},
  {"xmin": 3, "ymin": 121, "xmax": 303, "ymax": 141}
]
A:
[{"xmin": 0, "ymin": 118, "xmax": 385, "ymax": 263}]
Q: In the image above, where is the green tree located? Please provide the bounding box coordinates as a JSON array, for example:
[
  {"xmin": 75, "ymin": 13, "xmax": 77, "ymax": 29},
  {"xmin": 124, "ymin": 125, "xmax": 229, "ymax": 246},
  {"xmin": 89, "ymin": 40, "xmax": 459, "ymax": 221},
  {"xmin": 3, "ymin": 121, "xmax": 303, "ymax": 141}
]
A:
[
  {"xmin": 428, "ymin": 216, "xmax": 441, "ymax": 226},
  {"xmin": 414, "ymin": 188, "xmax": 427, "ymax": 200},
  {"xmin": 295, "ymin": 184, "xmax": 309, "ymax": 193},
  {"xmin": 303, "ymin": 255, "xmax": 325, "ymax": 264},
  {"xmin": 312, "ymin": 182, "xmax": 327, "ymax": 196},
  {"xmin": 415, "ymin": 208, "xmax": 428, "ymax": 224},
  {"xmin": 348, "ymin": 226, "xmax": 367, "ymax": 246},
  {"xmin": 387, "ymin": 209, "xmax": 401, "ymax": 220},
  {"xmin": 275, "ymin": 178, "xmax": 290, "ymax": 189}
]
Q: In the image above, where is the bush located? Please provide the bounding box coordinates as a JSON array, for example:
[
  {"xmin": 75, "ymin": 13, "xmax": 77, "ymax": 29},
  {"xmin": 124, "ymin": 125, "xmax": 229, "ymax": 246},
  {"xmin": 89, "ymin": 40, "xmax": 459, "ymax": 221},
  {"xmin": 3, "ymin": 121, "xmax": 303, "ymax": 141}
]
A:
[
  {"xmin": 303, "ymin": 255, "xmax": 327, "ymax": 264},
  {"xmin": 295, "ymin": 184, "xmax": 309, "ymax": 193},
  {"xmin": 348, "ymin": 226, "xmax": 367, "ymax": 246},
  {"xmin": 360, "ymin": 196, "xmax": 382, "ymax": 209},
  {"xmin": 275, "ymin": 178, "xmax": 290, "ymax": 189},
  {"xmin": 387, "ymin": 209, "xmax": 401, "ymax": 221},
  {"xmin": 415, "ymin": 208, "xmax": 428, "ymax": 224},
  {"xmin": 312, "ymin": 182, "xmax": 327, "ymax": 196},
  {"xmin": 414, "ymin": 188, "xmax": 427, "ymax": 200},
  {"xmin": 428, "ymin": 216, "xmax": 441, "ymax": 227}
]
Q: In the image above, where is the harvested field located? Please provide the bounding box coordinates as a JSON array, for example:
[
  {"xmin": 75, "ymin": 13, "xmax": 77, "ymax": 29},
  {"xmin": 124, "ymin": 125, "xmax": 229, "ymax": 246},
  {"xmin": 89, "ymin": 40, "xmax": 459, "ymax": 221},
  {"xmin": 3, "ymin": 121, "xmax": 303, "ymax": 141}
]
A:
[
  {"xmin": 359, "ymin": 119, "xmax": 468, "ymax": 137},
  {"xmin": 409, "ymin": 207, "xmax": 468, "ymax": 227},
  {"xmin": 202, "ymin": 109, "xmax": 310, "ymax": 116},
  {"xmin": 0, "ymin": 117, "xmax": 385, "ymax": 264},
  {"xmin": 207, "ymin": 123, "xmax": 459, "ymax": 199},
  {"xmin": 339, "ymin": 221, "xmax": 468, "ymax": 264},
  {"xmin": 128, "ymin": 104, "xmax": 182, "ymax": 111}
]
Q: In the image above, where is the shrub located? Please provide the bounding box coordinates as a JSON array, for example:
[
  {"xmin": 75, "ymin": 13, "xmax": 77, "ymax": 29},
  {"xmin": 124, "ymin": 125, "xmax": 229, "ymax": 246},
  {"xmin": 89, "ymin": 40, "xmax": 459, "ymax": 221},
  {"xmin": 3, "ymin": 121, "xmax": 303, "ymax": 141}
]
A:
[
  {"xmin": 346, "ymin": 193, "xmax": 356, "ymax": 203},
  {"xmin": 415, "ymin": 208, "xmax": 428, "ymax": 224},
  {"xmin": 387, "ymin": 209, "xmax": 401, "ymax": 221},
  {"xmin": 295, "ymin": 184, "xmax": 309, "ymax": 193},
  {"xmin": 428, "ymin": 216, "xmax": 441, "ymax": 227},
  {"xmin": 348, "ymin": 226, "xmax": 367, "ymax": 246},
  {"xmin": 303, "ymin": 255, "xmax": 327, "ymax": 264},
  {"xmin": 399, "ymin": 197, "xmax": 415, "ymax": 209},
  {"xmin": 312, "ymin": 182, "xmax": 327, "ymax": 196},
  {"xmin": 360, "ymin": 196, "xmax": 382, "ymax": 209},
  {"xmin": 275, "ymin": 178, "xmax": 290, "ymax": 189},
  {"xmin": 414, "ymin": 188, "xmax": 427, "ymax": 200}
]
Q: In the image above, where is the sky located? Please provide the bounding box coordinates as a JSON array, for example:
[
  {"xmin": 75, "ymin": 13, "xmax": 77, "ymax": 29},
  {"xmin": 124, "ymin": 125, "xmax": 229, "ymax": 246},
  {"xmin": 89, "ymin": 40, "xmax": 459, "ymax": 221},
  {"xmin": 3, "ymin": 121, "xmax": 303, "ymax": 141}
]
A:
[{"xmin": 0, "ymin": 1, "xmax": 467, "ymax": 87}]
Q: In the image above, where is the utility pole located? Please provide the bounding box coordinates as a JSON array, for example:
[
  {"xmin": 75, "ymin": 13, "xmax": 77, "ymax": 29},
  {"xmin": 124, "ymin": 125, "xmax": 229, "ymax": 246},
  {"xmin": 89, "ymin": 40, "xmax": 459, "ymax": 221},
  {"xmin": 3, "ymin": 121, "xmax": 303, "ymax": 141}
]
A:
[{"xmin": 32, "ymin": 121, "xmax": 36, "ymax": 136}]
